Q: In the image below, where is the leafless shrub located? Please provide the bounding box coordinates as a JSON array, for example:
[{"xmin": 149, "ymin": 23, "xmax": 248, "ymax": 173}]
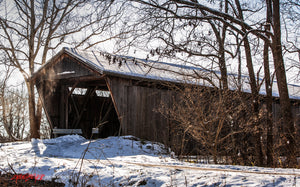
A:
[
  {"xmin": 0, "ymin": 82, "xmax": 29, "ymax": 141},
  {"xmin": 158, "ymin": 83, "xmax": 284, "ymax": 166}
]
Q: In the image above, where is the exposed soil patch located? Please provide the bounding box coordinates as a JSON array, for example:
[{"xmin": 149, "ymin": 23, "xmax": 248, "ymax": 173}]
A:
[{"xmin": 0, "ymin": 172, "xmax": 65, "ymax": 187}]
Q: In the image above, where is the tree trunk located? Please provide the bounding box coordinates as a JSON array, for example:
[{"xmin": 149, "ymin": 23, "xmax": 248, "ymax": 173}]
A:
[
  {"xmin": 235, "ymin": 0, "xmax": 263, "ymax": 166},
  {"xmin": 201, "ymin": 6, "xmax": 228, "ymax": 90},
  {"xmin": 219, "ymin": 40, "xmax": 228, "ymax": 90},
  {"xmin": 264, "ymin": 0, "xmax": 274, "ymax": 167},
  {"xmin": 219, "ymin": 0, "xmax": 229, "ymax": 90},
  {"xmin": 36, "ymin": 97, "xmax": 43, "ymax": 131},
  {"xmin": 271, "ymin": 0, "xmax": 296, "ymax": 167},
  {"xmin": 27, "ymin": 80, "xmax": 40, "ymax": 139}
]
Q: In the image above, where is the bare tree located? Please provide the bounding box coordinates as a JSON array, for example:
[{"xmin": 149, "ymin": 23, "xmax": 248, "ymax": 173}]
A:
[
  {"xmin": 130, "ymin": 0, "xmax": 297, "ymax": 167},
  {"xmin": 0, "ymin": 60, "xmax": 28, "ymax": 141},
  {"xmin": 0, "ymin": 65, "xmax": 19, "ymax": 140},
  {"xmin": 281, "ymin": 0, "xmax": 300, "ymax": 59},
  {"xmin": 233, "ymin": 0, "xmax": 264, "ymax": 166},
  {"xmin": 0, "ymin": 0, "xmax": 126, "ymax": 138},
  {"xmin": 270, "ymin": 0, "xmax": 296, "ymax": 167},
  {"xmin": 123, "ymin": 0, "xmax": 234, "ymax": 89}
]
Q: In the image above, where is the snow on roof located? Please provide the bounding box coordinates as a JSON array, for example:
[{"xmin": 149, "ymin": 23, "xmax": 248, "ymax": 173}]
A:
[
  {"xmin": 64, "ymin": 47, "xmax": 200, "ymax": 83},
  {"xmin": 47, "ymin": 47, "xmax": 300, "ymax": 100}
]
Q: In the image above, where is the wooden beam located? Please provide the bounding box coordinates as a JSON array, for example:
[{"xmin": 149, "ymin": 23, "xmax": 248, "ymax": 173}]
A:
[
  {"xmin": 73, "ymin": 86, "xmax": 98, "ymax": 129},
  {"xmin": 60, "ymin": 85, "xmax": 65, "ymax": 128},
  {"xmin": 36, "ymin": 81, "xmax": 54, "ymax": 130},
  {"xmin": 47, "ymin": 75, "xmax": 105, "ymax": 82},
  {"xmin": 105, "ymin": 77, "xmax": 122, "ymax": 136},
  {"xmin": 67, "ymin": 81, "xmax": 80, "ymax": 98},
  {"xmin": 65, "ymin": 91, "xmax": 68, "ymax": 129},
  {"xmin": 70, "ymin": 95, "xmax": 80, "ymax": 117},
  {"xmin": 105, "ymin": 77, "xmax": 120, "ymax": 119},
  {"xmin": 98, "ymin": 101, "xmax": 113, "ymax": 126},
  {"xmin": 53, "ymin": 128, "xmax": 99, "ymax": 134}
]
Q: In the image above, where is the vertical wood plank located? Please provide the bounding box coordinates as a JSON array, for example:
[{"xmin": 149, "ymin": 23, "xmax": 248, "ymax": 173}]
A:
[
  {"xmin": 59, "ymin": 84, "xmax": 65, "ymax": 128},
  {"xmin": 144, "ymin": 87, "xmax": 150, "ymax": 140},
  {"xmin": 122, "ymin": 81, "xmax": 128, "ymax": 135}
]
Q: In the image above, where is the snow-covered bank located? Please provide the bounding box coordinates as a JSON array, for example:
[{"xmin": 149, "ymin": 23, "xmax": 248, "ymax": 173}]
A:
[{"xmin": 0, "ymin": 135, "xmax": 299, "ymax": 186}]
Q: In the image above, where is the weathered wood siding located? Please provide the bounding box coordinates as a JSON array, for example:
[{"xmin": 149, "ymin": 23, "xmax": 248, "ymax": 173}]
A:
[
  {"xmin": 107, "ymin": 76, "xmax": 172, "ymax": 145},
  {"xmin": 36, "ymin": 80, "xmax": 61, "ymax": 130},
  {"xmin": 272, "ymin": 101, "xmax": 300, "ymax": 148}
]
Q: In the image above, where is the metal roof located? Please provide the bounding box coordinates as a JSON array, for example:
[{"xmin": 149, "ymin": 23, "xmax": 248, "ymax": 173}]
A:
[{"xmin": 34, "ymin": 47, "xmax": 300, "ymax": 100}]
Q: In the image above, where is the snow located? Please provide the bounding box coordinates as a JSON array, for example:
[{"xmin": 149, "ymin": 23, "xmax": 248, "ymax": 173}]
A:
[
  {"xmin": 1, "ymin": 135, "xmax": 299, "ymax": 186},
  {"xmin": 63, "ymin": 48, "xmax": 300, "ymax": 100},
  {"xmin": 57, "ymin": 71, "xmax": 76, "ymax": 75}
]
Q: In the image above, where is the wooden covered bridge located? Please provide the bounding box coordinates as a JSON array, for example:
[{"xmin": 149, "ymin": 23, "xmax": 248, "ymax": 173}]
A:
[
  {"xmin": 31, "ymin": 48, "xmax": 300, "ymax": 153},
  {"xmin": 31, "ymin": 48, "xmax": 194, "ymax": 145}
]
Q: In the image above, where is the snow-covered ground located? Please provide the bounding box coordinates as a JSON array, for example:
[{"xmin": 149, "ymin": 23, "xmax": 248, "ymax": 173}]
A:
[{"xmin": 0, "ymin": 135, "xmax": 299, "ymax": 186}]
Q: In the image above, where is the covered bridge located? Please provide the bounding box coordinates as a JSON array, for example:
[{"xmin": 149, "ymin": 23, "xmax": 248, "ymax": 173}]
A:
[
  {"xmin": 31, "ymin": 48, "xmax": 195, "ymax": 145},
  {"xmin": 31, "ymin": 48, "xmax": 300, "ymax": 153}
]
